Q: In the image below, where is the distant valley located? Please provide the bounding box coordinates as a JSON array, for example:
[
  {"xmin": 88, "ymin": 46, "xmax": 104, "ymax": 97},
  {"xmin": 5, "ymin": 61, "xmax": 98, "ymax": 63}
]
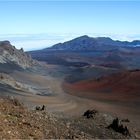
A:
[{"xmin": 0, "ymin": 37, "xmax": 140, "ymax": 139}]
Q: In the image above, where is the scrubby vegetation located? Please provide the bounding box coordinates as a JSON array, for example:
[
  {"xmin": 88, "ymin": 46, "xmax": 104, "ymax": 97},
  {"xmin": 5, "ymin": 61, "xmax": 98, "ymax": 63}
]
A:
[{"xmin": 0, "ymin": 96, "xmax": 138, "ymax": 139}]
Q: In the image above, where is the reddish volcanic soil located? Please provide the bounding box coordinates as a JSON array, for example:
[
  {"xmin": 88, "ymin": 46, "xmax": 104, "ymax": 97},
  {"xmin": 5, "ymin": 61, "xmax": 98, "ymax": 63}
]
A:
[
  {"xmin": 65, "ymin": 70, "xmax": 140, "ymax": 94},
  {"xmin": 64, "ymin": 69, "xmax": 140, "ymax": 113},
  {"xmin": 63, "ymin": 70, "xmax": 140, "ymax": 128}
]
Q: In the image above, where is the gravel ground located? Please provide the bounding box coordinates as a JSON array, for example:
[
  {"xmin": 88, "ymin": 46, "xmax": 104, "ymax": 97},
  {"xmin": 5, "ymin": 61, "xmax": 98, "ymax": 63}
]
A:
[{"xmin": 0, "ymin": 96, "xmax": 138, "ymax": 139}]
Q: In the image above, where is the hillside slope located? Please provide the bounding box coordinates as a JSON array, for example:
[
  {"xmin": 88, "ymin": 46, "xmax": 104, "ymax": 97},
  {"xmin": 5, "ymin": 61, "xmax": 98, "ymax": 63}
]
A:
[{"xmin": 0, "ymin": 97, "xmax": 137, "ymax": 139}]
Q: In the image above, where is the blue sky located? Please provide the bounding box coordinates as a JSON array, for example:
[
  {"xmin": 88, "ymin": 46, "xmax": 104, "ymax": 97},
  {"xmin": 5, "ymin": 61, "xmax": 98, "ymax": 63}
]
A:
[{"xmin": 0, "ymin": 1, "xmax": 140, "ymax": 51}]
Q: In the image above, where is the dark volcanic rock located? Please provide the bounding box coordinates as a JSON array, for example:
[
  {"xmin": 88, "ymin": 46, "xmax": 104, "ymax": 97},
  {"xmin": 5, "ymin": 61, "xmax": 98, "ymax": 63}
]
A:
[
  {"xmin": 83, "ymin": 109, "xmax": 98, "ymax": 119},
  {"xmin": 107, "ymin": 118, "xmax": 130, "ymax": 136}
]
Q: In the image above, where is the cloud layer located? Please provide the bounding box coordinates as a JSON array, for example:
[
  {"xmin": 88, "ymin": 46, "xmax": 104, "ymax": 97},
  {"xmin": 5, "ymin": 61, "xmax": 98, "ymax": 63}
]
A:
[{"xmin": 0, "ymin": 33, "xmax": 140, "ymax": 51}]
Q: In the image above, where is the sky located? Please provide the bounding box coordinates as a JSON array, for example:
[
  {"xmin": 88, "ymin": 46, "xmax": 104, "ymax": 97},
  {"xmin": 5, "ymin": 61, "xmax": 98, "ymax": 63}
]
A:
[{"xmin": 0, "ymin": 1, "xmax": 140, "ymax": 51}]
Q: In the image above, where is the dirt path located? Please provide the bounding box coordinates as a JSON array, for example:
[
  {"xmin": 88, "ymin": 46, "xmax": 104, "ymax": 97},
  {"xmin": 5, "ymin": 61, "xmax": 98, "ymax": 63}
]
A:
[{"xmin": 10, "ymin": 71, "xmax": 140, "ymax": 130}]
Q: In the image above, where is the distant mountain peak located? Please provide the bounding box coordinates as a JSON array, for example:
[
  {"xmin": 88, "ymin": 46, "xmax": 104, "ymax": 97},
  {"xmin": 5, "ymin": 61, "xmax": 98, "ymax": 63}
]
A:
[
  {"xmin": 95, "ymin": 37, "xmax": 113, "ymax": 40},
  {"xmin": 69, "ymin": 35, "xmax": 91, "ymax": 42},
  {"xmin": 45, "ymin": 35, "xmax": 140, "ymax": 51},
  {"xmin": 77, "ymin": 35, "xmax": 90, "ymax": 39}
]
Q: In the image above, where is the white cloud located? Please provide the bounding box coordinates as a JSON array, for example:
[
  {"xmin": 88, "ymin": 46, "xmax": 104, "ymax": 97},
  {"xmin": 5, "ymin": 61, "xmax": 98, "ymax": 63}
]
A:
[
  {"xmin": 0, "ymin": 33, "xmax": 77, "ymax": 51},
  {"xmin": 11, "ymin": 39, "xmax": 58, "ymax": 51},
  {"xmin": 0, "ymin": 33, "xmax": 140, "ymax": 51}
]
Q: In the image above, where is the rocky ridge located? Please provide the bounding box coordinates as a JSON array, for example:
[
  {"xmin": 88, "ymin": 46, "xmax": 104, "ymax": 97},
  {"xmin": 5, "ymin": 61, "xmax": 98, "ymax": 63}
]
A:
[{"xmin": 0, "ymin": 41, "xmax": 36, "ymax": 69}]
